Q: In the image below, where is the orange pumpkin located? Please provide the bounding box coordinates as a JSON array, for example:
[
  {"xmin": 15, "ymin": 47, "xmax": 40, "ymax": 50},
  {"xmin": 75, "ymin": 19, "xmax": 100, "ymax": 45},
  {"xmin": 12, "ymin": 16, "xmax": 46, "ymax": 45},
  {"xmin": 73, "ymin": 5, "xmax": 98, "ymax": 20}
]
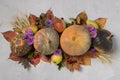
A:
[{"xmin": 60, "ymin": 25, "xmax": 91, "ymax": 56}]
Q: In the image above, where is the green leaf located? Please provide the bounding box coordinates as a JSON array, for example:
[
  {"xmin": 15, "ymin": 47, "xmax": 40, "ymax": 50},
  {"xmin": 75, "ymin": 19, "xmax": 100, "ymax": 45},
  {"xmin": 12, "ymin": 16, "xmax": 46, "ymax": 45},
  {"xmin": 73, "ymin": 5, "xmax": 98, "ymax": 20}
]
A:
[
  {"xmin": 28, "ymin": 52, "xmax": 34, "ymax": 58},
  {"xmin": 76, "ymin": 17, "xmax": 81, "ymax": 24},
  {"xmin": 69, "ymin": 18, "xmax": 76, "ymax": 24},
  {"xmin": 57, "ymin": 61, "xmax": 65, "ymax": 70}
]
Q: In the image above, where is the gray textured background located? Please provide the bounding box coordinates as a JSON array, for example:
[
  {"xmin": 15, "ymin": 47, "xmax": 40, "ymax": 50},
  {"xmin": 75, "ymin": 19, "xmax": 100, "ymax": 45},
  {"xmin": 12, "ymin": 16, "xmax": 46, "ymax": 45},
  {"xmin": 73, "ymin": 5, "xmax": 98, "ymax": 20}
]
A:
[{"xmin": 0, "ymin": 0, "xmax": 120, "ymax": 80}]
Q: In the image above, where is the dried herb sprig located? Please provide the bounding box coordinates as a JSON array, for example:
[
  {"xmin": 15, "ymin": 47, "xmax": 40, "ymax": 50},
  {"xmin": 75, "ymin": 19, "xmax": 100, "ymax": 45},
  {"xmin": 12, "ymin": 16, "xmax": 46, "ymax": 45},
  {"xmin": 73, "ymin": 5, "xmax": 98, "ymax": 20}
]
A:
[{"xmin": 11, "ymin": 14, "xmax": 30, "ymax": 32}]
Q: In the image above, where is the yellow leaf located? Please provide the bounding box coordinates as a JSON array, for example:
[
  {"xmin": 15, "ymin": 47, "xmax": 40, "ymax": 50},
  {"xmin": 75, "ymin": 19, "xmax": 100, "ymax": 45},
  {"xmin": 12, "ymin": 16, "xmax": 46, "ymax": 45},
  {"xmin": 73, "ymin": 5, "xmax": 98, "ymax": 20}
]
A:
[{"xmin": 95, "ymin": 18, "xmax": 107, "ymax": 28}]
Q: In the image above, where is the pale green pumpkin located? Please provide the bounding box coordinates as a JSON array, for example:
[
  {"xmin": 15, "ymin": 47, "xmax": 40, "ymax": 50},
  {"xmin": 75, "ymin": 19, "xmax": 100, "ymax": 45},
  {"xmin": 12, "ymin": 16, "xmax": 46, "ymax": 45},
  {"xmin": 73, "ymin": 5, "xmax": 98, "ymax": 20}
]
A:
[{"xmin": 34, "ymin": 28, "xmax": 59, "ymax": 55}]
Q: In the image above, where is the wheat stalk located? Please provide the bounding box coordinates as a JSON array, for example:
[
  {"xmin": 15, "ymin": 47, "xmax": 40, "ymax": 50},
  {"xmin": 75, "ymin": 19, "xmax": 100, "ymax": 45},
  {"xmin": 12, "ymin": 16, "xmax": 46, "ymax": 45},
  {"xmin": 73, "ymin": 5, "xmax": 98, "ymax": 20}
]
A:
[{"xmin": 11, "ymin": 14, "xmax": 30, "ymax": 31}]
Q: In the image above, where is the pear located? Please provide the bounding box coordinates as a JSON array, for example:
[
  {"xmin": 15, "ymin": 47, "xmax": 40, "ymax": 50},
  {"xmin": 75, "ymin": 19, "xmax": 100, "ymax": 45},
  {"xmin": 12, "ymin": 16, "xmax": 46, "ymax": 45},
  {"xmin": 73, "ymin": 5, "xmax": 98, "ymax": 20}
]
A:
[
  {"xmin": 51, "ymin": 49, "xmax": 63, "ymax": 64},
  {"xmin": 22, "ymin": 25, "xmax": 38, "ymax": 34},
  {"xmin": 51, "ymin": 54, "xmax": 62, "ymax": 64},
  {"xmin": 29, "ymin": 25, "xmax": 38, "ymax": 34}
]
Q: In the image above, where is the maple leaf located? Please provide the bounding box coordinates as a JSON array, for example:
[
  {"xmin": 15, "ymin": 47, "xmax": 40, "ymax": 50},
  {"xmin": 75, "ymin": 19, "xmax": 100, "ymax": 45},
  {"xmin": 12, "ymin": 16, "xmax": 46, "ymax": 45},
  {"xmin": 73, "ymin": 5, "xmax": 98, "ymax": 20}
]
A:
[{"xmin": 2, "ymin": 31, "xmax": 16, "ymax": 42}]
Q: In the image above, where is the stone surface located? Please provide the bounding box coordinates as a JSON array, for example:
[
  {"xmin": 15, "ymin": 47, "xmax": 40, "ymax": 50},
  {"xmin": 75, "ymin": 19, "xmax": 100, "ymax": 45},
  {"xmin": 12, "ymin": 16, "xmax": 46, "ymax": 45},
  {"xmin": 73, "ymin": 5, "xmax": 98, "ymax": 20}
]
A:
[{"xmin": 0, "ymin": 0, "xmax": 120, "ymax": 80}]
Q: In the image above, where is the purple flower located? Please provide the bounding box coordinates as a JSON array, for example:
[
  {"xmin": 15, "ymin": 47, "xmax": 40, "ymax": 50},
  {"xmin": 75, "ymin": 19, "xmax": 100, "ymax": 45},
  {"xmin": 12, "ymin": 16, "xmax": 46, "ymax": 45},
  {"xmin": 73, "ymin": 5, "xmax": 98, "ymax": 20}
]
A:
[
  {"xmin": 88, "ymin": 48, "xmax": 96, "ymax": 53},
  {"xmin": 86, "ymin": 24, "xmax": 97, "ymax": 38},
  {"xmin": 26, "ymin": 36, "xmax": 34, "ymax": 45},
  {"xmin": 86, "ymin": 24, "xmax": 95, "ymax": 31},
  {"xmin": 54, "ymin": 49, "xmax": 62, "ymax": 55},
  {"xmin": 90, "ymin": 30, "xmax": 97, "ymax": 38},
  {"xmin": 22, "ymin": 29, "xmax": 33, "ymax": 39},
  {"xmin": 22, "ymin": 29, "xmax": 34, "ymax": 45},
  {"xmin": 45, "ymin": 19, "xmax": 53, "ymax": 27},
  {"xmin": 22, "ymin": 33, "xmax": 28, "ymax": 39},
  {"xmin": 25, "ymin": 29, "xmax": 33, "ymax": 35}
]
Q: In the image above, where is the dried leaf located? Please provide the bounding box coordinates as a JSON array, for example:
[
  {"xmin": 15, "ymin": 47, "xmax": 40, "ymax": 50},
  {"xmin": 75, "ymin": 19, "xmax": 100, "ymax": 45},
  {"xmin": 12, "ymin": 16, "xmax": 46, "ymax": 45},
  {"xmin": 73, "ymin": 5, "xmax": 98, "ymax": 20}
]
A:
[
  {"xmin": 19, "ymin": 58, "xmax": 31, "ymax": 69},
  {"xmin": 30, "ymin": 55, "xmax": 40, "ymax": 66},
  {"xmin": 2, "ymin": 31, "xmax": 16, "ymax": 42},
  {"xmin": 46, "ymin": 9, "xmax": 55, "ymax": 20},
  {"xmin": 95, "ymin": 18, "xmax": 107, "ymax": 28},
  {"xmin": 9, "ymin": 53, "xmax": 21, "ymax": 61},
  {"xmin": 77, "ymin": 57, "xmax": 83, "ymax": 64},
  {"xmin": 29, "ymin": 14, "xmax": 37, "ymax": 25},
  {"xmin": 73, "ymin": 63, "xmax": 80, "ymax": 70},
  {"xmin": 82, "ymin": 55, "xmax": 91, "ymax": 65},
  {"xmin": 76, "ymin": 11, "xmax": 88, "ymax": 25},
  {"xmin": 66, "ymin": 64, "xmax": 74, "ymax": 71}
]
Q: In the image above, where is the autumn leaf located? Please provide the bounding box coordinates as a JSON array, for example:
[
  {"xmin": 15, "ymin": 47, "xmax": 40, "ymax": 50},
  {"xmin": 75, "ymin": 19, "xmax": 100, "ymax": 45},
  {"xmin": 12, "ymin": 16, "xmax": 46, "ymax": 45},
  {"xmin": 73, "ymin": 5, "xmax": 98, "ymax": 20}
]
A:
[
  {"xmin": 19, "ymin": 58, "xmax": 31, "ymax": 69},
  {"xmin": 82, "ymin": 55, "xmax": 91, "ymax": 65},
  {"xmin": 29, "ymin": 14, "xmax": 37, "ymax": 25},
  {"xmin": 9, "ymin": 53, "xmax": 21, "ymax": 61},
  {"xmin": 30, "ymin": 55, "xmax": 41, "ymax": 67},
  {"xmin": 73, "ymin": 63, "xmax": 80, "ymax": 70},
  {"xmin": 46, "ymin": 9, "xmax": 55, "ymax": 20},
  {"xmin": 2, "ymin": 31, "xmax": 16, "ymax": 42},
  {"xmin": 76, "ymin": 11, "xmax": 88, "ymax": 25},
  {"xmin": 95, "ymin": 18, "xmax": 107, "ymax": 28}
]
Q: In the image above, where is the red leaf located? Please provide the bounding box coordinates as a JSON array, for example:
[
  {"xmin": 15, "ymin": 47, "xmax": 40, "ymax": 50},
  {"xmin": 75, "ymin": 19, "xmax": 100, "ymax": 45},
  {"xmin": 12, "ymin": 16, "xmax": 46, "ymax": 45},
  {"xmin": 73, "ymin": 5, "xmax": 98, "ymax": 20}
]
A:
[
  {"xmin": 53, "ymin": 18, "xmax": 64, "ymax": 33},
  {"xmin": 29, "ymin": 14, "xmax": 37, "ymax": 25},
  {"xmin": 30, "ymin": 55, "xmax": 40, "ymax": 66},
  {"xmin": 2, "ymin": 31, "xmax": 16, "ymax": 42},
  {"xmin": 9, "ymin": 53, "xmax": 21, "ymax": 61},
  {"xmin": 46, "ymin": 9, "xmax": 55, "ymax": 20}
]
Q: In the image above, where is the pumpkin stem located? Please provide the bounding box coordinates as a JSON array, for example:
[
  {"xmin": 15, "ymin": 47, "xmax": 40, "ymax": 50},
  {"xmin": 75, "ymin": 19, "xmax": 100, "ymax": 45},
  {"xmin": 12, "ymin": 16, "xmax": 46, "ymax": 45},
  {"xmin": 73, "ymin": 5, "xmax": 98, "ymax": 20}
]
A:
[
  {"xmin": 106, "ymin": 34, "xmax": 113, "ymax": 40},
  {"xmin": 72, "ymin": 37, "xmax": 76, "ymax": 41}
]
